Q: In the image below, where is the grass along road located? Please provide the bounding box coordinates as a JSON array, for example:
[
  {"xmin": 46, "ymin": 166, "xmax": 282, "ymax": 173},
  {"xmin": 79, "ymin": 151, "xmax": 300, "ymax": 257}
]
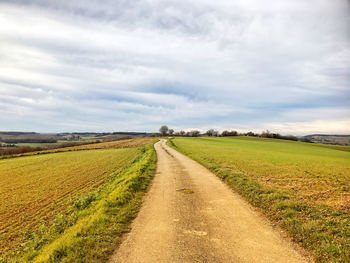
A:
[{"xmin": 168, "ymin": 136, "xmax": 350, "ymax": 262}]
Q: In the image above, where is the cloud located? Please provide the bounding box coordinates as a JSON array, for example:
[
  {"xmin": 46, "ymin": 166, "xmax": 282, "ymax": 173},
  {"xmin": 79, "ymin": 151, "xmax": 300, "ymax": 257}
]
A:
[{"xmin": 0, "ymin": 0, "xmax": 349, "ymax": 134}]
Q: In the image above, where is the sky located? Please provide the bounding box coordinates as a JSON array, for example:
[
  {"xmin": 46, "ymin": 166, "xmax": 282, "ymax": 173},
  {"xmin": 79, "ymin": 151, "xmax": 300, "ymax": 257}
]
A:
[{"xmin": 0, "ymin": 0, "xmax": 349, "ymax": 135}]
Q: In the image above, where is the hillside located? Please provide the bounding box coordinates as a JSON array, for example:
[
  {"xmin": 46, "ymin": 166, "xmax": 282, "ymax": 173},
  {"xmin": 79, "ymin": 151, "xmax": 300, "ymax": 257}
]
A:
[{"xmin": 302, "ymin": 134, "xmax": 350, "ymax": 145}]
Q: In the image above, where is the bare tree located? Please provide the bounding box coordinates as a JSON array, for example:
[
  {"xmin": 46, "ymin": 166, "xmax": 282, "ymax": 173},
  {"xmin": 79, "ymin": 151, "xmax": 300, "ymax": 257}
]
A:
[
  {"xmin": 159, "ymin": 125, "xmax": 169, "ymax": 136},
  {"xmin": 191, "ymin": 130, "xmax": 200, "ymax": 137},
  {"xmin": 206, "ymin": 129, "xmax": 214, "ymax": 136},
  {"xmin": 168, "ymin": 129, "xmax": 174, "ymax": 135},
  {"xmin": 206, "ymin": 129, "xmax": 219, "ymax": 136},
  {"xmin": 261, "ymin": 130, "xmax": 271, "ymax": 138}
]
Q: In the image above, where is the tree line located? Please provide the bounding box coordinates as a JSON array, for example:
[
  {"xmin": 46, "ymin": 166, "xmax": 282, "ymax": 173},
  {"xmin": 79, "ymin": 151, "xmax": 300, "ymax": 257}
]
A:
[
  {"xmin": 158, "ymin": 126, "xmax": 200, "ymax": 137},
  {"xmin": 157, "ymin": 126, "xmax": 300, "ymax": 142}
]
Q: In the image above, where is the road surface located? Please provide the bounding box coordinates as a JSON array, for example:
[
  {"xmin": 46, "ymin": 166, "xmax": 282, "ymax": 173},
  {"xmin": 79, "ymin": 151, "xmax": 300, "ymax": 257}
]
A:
[{"xmin": 111, "ymin": 139, "xmax": 310, "ymax": 263}]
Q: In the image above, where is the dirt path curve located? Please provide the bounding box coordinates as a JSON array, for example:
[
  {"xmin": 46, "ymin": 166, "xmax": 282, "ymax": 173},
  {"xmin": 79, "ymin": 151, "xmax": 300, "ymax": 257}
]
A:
[{"xmin": 111, "ymin": 139, "xmax": 310, "ymax": 263}]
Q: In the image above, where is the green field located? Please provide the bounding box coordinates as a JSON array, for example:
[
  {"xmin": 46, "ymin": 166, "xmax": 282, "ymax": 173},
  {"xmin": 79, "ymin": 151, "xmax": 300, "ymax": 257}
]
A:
[
  {"xmin": 0, "ymin": 139, "xmax": 157, "ymax": 262},
  {"xmin": 169, "ymin": 136, "xmax": 350, "ymax": 263}
]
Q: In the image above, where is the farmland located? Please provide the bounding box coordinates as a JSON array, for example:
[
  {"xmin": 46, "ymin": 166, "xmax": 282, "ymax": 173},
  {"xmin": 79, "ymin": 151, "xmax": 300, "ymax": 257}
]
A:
[
  {"xmin": 169, "ymin": 136, "xmax": 350, "ymax": 262},
  {"xmin": 53, "ymin": 137, "xmax": 154, "ymax": 151},
  {"xmin": 0, "ymin": 137, "xmax": 154, "ymax": 159},
  {"xmin": 0, "ymin": 138, "xmax": 156, "ymax": 261}
]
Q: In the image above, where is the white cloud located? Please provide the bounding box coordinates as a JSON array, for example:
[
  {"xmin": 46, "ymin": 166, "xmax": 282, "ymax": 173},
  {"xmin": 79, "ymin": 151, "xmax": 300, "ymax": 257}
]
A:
[
  {"xmin": 0, "ymin": 0, "xmax": 349, "ymax": 133},
  {"xmin": 263, "ymin": 119, "xmax": 350, "ymax": 135}
]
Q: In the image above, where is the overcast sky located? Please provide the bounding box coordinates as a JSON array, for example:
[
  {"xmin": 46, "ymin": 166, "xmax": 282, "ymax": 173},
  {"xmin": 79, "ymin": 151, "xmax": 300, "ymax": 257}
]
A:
[{"xmin": 0, "ymin": 0, "xmax": 349, "ymax": 134}]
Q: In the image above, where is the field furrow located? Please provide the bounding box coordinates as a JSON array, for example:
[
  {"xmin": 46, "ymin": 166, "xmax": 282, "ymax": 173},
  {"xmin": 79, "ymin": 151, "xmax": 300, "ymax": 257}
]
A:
[{"xmin": 0, "ymin": 147, "xmax": 140, "ymax": 255}]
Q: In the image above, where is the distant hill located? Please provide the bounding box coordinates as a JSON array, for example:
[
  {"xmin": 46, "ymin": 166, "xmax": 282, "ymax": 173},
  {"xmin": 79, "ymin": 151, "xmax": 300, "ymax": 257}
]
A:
[
  {"xmin": 302, "ymin": 134, "xmax": 350, "ymax": 145},
  {"xmin": 0, "ymin": 131, "xmax": 37, "ymax": 136},
  {"xmin": 0, "ymin": 131, "xmax": 150, "ymax": 144}
]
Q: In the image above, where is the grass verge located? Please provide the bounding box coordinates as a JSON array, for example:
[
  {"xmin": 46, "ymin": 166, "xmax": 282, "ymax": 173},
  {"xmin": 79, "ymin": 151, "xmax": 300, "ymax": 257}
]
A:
[
  {"xmin": 1, "ymin": 141, "xmax": 157, "ymax": 263},
  {"xmin": 168, "ymin": 138, "xmax": 350, "ymax": 263}
]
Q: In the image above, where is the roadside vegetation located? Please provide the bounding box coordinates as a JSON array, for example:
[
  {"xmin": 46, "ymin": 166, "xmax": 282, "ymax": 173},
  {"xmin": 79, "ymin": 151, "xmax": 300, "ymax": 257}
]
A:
[
  {"xmin": 0, "ymin": 138, "xmax": 157, "ymax": 262},
  {"xmin": 168, "ymin": 136, "xmax": 350, "ymax": 263}
]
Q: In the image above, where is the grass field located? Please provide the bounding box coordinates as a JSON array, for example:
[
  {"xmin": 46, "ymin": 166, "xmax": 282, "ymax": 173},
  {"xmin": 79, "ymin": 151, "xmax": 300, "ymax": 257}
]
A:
[
  {"xmin": 0, "ymin": 138, "xmax": 157, "ymax": 262},
  {"xmin": 169, "ymin": 136, "xmax": 350, "ymax": 263}
]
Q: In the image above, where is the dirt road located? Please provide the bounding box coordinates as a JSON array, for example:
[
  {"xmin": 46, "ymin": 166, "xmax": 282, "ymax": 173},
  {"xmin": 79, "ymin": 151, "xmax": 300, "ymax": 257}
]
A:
[{"xmin": 111, "ymin": 139, "xmax": 310, "ymax": 263}]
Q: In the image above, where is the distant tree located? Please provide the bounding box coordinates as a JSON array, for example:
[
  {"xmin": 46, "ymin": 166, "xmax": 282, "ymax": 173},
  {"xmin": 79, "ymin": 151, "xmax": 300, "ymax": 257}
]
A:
[
  {"xmin": 261, "ymin": 130, "xmax": 271, "ymax": 138},
  {"xmin": 159, "ymin": 125, "xmax": 169, "ymax": 136},
  {"xmin": 191, "ymin": 130, "xmax": 200, "ymax": 137},
  {"xmin": 221, "ymin": 130, "xmax": 238, "ymax": 136},
  {"xmin": 207, "ymin": 129, "xmax": 219, "ymax": 136},
  {"xmin": 206, "ymin": 129, "xmax": 214, "ymax": 136},
  {"xmin": 168, "ymin": 129, "xmax": 174, "ymax": 136},
  {"xmin": 179, "ymin": 130, "xmax": 185, "ymax": 136},
  {"xmin": 221, "ymin": 130, "xmax": 229, "ymax": 136},
  {"xmin": 261, "ymin": 130, "xmax": 298, "ymax": 141},
  {"xmin": 245, "ymin": 131, "xmax": 258, "ymax": 137},
  {"xmin": 193, "ymin": 130, "xmax": 200, "ymax": 137}
]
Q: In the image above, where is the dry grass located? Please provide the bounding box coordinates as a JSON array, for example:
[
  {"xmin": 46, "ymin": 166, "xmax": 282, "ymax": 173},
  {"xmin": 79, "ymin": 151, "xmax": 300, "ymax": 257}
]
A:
[{"xmin": 0, "ymin": 148, "xmax": 139, "ymax": 256}]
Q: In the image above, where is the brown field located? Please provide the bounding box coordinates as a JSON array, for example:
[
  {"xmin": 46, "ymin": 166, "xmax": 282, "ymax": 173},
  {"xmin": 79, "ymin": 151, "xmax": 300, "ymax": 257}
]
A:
[
  {"xmin": 0, "ymin": 144, "xmax": 145, "ymax": 255},
  {"xmin": 65, "ymin": 137, "xmax": 154, "ymax": 150},
  {"xmin": 0, "ymin": 137, "xmax": 154, "ymax": 159}
]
